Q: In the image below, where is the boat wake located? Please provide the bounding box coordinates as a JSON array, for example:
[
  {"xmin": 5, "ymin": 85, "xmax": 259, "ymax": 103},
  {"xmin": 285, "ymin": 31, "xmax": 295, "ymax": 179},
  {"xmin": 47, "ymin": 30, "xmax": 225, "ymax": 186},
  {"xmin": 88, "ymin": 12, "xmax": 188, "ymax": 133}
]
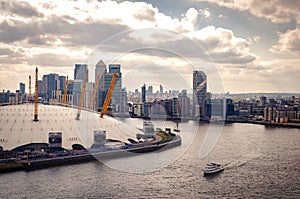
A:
[{"xmin": 223, "ymin": 151, "xmax": 261, "ymax": 169}]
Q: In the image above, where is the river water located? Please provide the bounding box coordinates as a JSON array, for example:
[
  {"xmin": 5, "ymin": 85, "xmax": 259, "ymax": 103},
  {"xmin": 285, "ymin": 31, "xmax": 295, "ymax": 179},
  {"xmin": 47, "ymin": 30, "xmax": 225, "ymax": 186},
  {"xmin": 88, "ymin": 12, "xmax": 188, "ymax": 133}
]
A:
[{"xmin": 0, "ymin": 119, "xmax": 299, "ymax": 198}]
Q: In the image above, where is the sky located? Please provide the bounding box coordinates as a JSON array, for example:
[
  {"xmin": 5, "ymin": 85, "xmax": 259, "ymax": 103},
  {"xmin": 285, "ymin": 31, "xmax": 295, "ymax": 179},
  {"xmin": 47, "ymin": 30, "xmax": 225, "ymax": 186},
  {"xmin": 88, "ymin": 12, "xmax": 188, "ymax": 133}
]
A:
[{"xmin": 0, "ymin": 0, "xmax": 299, "ymax": 93}]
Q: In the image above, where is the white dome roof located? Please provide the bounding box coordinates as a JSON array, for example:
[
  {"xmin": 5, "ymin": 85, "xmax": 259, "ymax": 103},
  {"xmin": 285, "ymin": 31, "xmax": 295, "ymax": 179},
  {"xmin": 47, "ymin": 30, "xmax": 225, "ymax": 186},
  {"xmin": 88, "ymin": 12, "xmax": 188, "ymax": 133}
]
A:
[{"xmin": 0, "ymin": 104, "xmax": 138, "ymax": 150}]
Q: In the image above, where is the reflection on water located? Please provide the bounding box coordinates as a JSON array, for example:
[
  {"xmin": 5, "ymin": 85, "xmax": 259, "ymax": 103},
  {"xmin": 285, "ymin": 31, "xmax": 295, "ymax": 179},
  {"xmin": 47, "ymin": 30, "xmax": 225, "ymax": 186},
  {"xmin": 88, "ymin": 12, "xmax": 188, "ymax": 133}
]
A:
[{"xmin": 99, "ymin": 118, "xmax": 199, "ymax": 173}]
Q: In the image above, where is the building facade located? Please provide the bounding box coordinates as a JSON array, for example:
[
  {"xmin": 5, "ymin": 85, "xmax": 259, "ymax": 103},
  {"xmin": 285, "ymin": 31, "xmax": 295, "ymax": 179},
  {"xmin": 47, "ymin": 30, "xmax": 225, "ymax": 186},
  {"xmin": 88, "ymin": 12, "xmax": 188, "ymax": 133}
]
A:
[
  {"xmin": 95, "ymin": 60, "xmax": 107, "ymax": 111},
  {"xmin": 193, "ymin": 71, "xmax": 207, "ymax": 117},
  {"xmin": 19, "ymin": 83, "xmax": 25, "ymax": 94},
  {"xmin": 178, "ymin": 90, "xmax": 191, "ymax": 117},
  {"xmin": 104, "ymin": 64, "xmax": 122, "ymax": 114},
  {"xmin": 74, "ymin": 64, "xmax": 88, "ymax": 82}
]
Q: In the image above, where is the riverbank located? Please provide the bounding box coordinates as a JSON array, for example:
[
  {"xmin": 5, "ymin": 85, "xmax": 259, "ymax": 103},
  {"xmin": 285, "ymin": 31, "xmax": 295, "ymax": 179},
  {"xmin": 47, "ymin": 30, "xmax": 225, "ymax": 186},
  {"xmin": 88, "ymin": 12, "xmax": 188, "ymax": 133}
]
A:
[
  {"xmin": 128, "ymin": 115, "xmax": 300, "ymax": 129},
  {"xmin": 0, "ymin": 135, "xmax": 181, "ymax": 174},
  {"xmin": 225, "ymin": 119, "xmax": 300, "ymax": 129}
]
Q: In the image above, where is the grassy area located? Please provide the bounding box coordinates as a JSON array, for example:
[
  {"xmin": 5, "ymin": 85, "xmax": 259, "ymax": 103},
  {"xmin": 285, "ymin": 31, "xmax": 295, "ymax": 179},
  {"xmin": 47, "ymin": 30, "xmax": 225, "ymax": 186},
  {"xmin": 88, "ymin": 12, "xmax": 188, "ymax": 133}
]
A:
[{"xmin": 156, "ymin": 132, "xmax": 174, "ymax": 142}]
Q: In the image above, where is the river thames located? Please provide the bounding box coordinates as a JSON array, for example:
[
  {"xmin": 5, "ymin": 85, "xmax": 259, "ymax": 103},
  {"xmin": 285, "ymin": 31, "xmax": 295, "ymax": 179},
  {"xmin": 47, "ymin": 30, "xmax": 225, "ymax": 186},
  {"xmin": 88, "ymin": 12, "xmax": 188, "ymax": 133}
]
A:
[{"xmin": 0, "ymin": 119, "xmax": 299, "ymax": 198}]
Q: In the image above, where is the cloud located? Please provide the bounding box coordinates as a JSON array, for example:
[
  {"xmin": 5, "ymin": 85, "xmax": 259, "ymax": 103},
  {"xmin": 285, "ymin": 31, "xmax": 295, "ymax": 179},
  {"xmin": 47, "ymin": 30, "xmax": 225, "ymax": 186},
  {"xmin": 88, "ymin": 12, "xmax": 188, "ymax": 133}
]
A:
[
  {"xmin": 271, "ymin": 28, "xmax": 300, "ymax": 57},
  {"xmin": 218, "ymin": 14, "xmax": 227, "ymax": 18},
  {"xmin": 0, "ymin": 0, "xmax": 262, "ymax": 92},
  {"xmin": 0, "ymin": 0, "xmax": 43, "ymax": 18},
  {"xmin": 194, "ymin": 0, "xmax": 300, "ymax": 23},
  {"xmin": 180, "ymin": 8, "xmax": 199, "ymax": 31},
  {"xmin": 0, "ymin": 20, "xmax": 39, "ymax": 43},
  {"xmin": 253, "ymin": 36, "xmax": 260, "ymax": 42},
  {"xmin": 87, "ymin": 26, "xmax": 256, "ymax": 65},
  {"xmin": 199, "ymin": 8, "xmax": 211, "ymax": 18},
  {"xmin": 0, "ymin": 44, "xmax": 29, "ymax": 65},
  {"xmin": 219, "ymin": 58, "xmax": 300, "ymax": 92},
  {"xmin": 0, "ymin": 14, "xmax": 129, "ymax": 46},
  {"xmin": 0, "ymin": 0, "xmax": 256, "ymax": 65},
  {"xmin": 186, "ymin": 26, "xmax": 256, "ymax": 64},
  {"xmin": 133, "ymin": 4, "xmax": 157, "ymax": 22},
  {"xmin": 26, "ymin": 53, "xmax": 80, "ymax": 68},
  {"xmin": 0, "ymin": 47, "xmax": 13, "ymax": 56}
]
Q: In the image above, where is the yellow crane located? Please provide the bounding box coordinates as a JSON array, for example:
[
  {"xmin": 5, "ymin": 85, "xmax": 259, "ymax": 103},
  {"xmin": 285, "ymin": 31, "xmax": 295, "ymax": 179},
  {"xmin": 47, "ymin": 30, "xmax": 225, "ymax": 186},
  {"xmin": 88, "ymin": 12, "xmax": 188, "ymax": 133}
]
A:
[
  {"xmin": 62, "ymin": 76, "xmax": 68, "ymax": 106},
  {"xmin": 100, "ymin": 72, "xmax": 117, "ymax": 118},
  {"xmin": 76, "ymin": 69, "xmax": 89, "ymax": 120}
]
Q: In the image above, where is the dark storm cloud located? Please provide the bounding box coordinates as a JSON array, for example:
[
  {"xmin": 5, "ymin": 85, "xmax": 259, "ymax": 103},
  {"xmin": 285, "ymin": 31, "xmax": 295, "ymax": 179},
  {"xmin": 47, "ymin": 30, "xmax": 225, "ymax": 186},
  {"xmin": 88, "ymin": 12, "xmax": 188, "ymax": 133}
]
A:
[{"xmin": 0, "ymin": 0, "xmax": 43, "ymax": 17}]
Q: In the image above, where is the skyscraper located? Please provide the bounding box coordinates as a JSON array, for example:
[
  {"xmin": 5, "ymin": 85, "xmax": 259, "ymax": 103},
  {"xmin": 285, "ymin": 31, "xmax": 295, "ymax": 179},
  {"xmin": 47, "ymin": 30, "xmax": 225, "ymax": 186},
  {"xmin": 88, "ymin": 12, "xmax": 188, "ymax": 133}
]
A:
[
  {"xmin": 148, "ymin": 85, "xmax": 153, "ymax": 95},
  {"xmin": 193, "ymin": 71, "xmax": 207, "ymax": 117},
  {"xmin": 260, "ymin": 96, "xmax": 267, "ymax": 107},
  {"xmin": 160, "ymin": 85, "xmax": 163, "ymax": 93},
  {"xmin": 73, "ymin": 64, "xmax": 89, "ymax": 107},
  {"xmin": 74, "ymin": 64, "xmax": 88, "ymax": 81},
  {"xmin": 178, "ymin": 89, "xmax": 190, "ymax": 117},
  {"xmin": 19, "ymin": 83, "xmax": 25, "ymax": 94},
  {"xmin": 120, "ymin": 88, "xmax": 128, "ymax": 116},
  {"xmin": 142, "ymin": 84, "xmax": 146, "ymax": 103},
  {"xmin": 95, "ymin": 60, "xmax": 107, "ymax": 110},
  {"xmin": 142, "ymin": 84, "xmax": 148, "ymax": 117},
  {"xmin": 59, "ymin": 76, "xmax": 66, "ymax": 94},
  {"xmin": 95, "ymin": 60, "xmax": 107, "ymax": 90},
  {"xmin": 42, "ymin": 73, "xmax": 59, "ymax": 101},
  {"xmin": 42, "ymin": 75, "xmax": 48, "ymax": 99},
  {"xmin": 38, "ymin": 80, "xmax": 43, "ymax": 98},
  {"xmin": 104, "ymin": 64, "xmax": 122, "ymax": 113}
]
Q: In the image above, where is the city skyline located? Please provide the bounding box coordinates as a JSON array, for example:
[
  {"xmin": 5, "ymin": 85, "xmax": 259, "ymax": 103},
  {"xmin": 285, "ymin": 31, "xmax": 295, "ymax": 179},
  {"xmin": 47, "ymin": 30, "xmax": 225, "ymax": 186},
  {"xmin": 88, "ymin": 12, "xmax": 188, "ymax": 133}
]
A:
[
  {"xmin": 2, "ymin": 65, "xmax": 300, "ymax": 96},
  {"xmin": 0, "ymin": 0, "xmax": 299, "ymax": 93}
]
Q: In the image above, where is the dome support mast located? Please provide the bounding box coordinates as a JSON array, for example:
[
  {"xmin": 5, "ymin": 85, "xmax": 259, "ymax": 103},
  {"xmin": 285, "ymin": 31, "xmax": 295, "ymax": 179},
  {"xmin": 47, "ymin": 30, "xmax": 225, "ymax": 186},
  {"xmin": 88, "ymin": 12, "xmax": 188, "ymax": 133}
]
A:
[
  {"xmin": 76, "ymin": 69, "xmax": 89, "ymax": 120},
  {"xmin": 62, "ymin": 76, "xmax": 68, "ymax": 106},
  {"xmin": 33, "ymin": 67, "xmax": 39, "ymax": 122},
  {"xmin": 101, "ymin": 72, "xmax": 117, "ymax": 118},
  {"xmin": 28, "ymin": 75, "xmax": 32, "ymax": 103}
]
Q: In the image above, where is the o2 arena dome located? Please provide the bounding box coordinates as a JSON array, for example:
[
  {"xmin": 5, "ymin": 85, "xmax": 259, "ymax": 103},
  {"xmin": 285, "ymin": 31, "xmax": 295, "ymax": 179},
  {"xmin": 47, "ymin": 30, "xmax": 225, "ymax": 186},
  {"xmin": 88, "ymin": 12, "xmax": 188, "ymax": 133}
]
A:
[{"xmin": 0, "ymin": 104, "xmax": 139, "ymax": 152}]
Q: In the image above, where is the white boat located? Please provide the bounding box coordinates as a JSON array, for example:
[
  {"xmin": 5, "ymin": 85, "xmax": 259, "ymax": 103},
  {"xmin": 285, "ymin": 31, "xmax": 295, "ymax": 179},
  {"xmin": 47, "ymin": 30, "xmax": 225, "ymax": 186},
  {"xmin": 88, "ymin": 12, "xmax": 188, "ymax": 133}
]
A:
[{"xmin": 204, "ymin": 163, "xmax": 224, "ymax": 176}]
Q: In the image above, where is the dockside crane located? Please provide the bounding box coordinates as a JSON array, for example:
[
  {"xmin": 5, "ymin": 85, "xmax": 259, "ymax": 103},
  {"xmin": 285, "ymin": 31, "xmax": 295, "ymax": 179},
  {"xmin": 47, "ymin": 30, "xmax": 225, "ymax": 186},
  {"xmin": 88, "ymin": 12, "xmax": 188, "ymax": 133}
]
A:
[
  {"xmin": 100, "ymin": 72, "xmax": 117, "ymax": 118},
  {"xmin": 76, "ymin": 69, "xmax": 89, "ymax": 120}
]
